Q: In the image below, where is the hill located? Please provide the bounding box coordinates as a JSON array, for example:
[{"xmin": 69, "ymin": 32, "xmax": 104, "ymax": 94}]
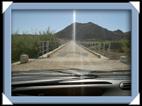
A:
[{"xmin": 56, "ymin": 22, "xmax": 130, "ymax": 41}]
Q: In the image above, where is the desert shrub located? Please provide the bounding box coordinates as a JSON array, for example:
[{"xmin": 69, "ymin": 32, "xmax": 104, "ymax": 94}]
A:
[{"xmin": 12, "ymin": 32, "xmax": 60, "ymax": 63}]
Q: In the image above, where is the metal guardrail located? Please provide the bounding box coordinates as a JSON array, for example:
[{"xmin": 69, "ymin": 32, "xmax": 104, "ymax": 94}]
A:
[
  {"xmin": 38, "ymin": 42, "xmax": 68, "ymax": 59},
  {"xmin": 77, "ymin": 43, "xmax": 108, "ymax": 59}
]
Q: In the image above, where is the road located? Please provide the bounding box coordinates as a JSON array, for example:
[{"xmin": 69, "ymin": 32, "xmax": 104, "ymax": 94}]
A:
[{"xmin": 12, "ymin": 41, "xmax": 130, "ymax": 72}]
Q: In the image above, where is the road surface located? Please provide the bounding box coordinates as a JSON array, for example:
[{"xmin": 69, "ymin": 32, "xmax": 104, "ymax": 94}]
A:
[{"xmin": 12, "ymin": 41, "xmax": 130, "ymax": 72}]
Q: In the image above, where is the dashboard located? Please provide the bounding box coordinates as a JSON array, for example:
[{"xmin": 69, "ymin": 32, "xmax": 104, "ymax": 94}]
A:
[{"xmin": 12, "ymin": 70, "xmax": 131, "ymax": 96}]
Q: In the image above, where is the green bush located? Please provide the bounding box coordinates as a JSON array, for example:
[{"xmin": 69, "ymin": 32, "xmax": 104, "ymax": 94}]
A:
[{"xmin": 12, "ymin": 33, "xmax": 60, "ymax": 63}]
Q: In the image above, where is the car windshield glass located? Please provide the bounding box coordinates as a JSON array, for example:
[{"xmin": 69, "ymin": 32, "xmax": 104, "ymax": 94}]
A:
[{"xmin": 12, "ymin": 10, "xmax": 131, "ymax": 77}]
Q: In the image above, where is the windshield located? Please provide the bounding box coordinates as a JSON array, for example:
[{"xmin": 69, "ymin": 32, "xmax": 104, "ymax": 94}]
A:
[
  {"xmin": 12, "ymin": 10, "xmax": 131, "ymax": 78},
  {"xmin": 11, "ymin": 10, "xmax": 131, "ymax": 96}
]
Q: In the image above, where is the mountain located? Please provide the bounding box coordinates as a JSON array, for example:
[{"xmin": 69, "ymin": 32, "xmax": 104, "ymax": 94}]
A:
[
  {"xmin": 113, "ymin": 29, "xmax": 130, "ymax": 39},
  {"xmin": 55, "ymin": 22, "xmax": 130, "ymax": 41},
  {"xmin": 113, "ymin": 29, "xmax": 124, "ymax": 35}
]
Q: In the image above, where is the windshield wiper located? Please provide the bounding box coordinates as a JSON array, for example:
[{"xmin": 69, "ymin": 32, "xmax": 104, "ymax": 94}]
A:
[
  {"xmin": 12, "ymin": 69, "xmax": 85, "ymax": 76},
  {"xmin": 89, "ymin": 70, "xmax": 130, "ymax": 75}
]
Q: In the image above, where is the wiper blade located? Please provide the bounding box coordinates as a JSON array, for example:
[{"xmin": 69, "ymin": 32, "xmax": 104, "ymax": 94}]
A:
[
  {"xmin": 89, "ymin": 70, "xmax": 130, "ymax": 75},
  {"xmin": 12, "ymin": 76, "xmax": 79, "ymax": 86},
  {"xmin": 12, "ymin": 69, "xmax": 81, "ymax": 76}
]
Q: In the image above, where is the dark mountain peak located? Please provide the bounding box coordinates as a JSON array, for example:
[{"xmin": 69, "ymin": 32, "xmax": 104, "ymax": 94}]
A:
[
  {"xmin": 56, "ymin": 22, "xmax": 129, "ymax": 41},
  {"xmin": 113, "ymin": 29, "xmax": 124, "ymax": 34},
  {"xmin": 72, "ymin": 22, "xmax": 94, "ymax": 25},
  {"xmin": 87, "ymin": 22, "xmax": 94, "ymax": 25},
  {"xmin": 71, "ymin": 22, "xmax": 97, "ymax": 27}
]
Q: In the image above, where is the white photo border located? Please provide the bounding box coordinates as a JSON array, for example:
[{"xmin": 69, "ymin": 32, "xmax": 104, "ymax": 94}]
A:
[{"xmin": 3, "ymin": 2, "xmax": 139, "ymax": 104}]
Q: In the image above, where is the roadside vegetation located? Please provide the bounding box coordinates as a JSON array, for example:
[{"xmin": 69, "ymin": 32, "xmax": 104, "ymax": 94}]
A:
[
  {"xmin": 12, "ymin": 31, "xmax": 60, "ymax": 63},
  {"xmin": 79, "ymin": 39, "xmax": 130, "ymax": 60}
]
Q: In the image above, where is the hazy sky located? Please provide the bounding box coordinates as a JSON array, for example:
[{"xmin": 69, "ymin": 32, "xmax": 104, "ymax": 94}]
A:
[{"xmin": 12, "ymin": 10, "xmax": 131, "ymax": 34}]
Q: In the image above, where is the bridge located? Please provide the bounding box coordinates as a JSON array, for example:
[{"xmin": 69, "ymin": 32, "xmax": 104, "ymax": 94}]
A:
[{"xmin": 12, "ymin": 41, "xmax": 130, "ymax": 72}]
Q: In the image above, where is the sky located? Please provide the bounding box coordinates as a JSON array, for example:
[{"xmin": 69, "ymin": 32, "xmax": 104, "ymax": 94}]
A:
[{"xmin": 12, "ymin": 10, "xmax": 131, "ymax": 34}]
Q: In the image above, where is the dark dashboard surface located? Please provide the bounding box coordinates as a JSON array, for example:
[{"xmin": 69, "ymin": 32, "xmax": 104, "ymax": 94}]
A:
[{"xmin": 12, "ymin": 69, "xmax": 131, "ymax": 96}]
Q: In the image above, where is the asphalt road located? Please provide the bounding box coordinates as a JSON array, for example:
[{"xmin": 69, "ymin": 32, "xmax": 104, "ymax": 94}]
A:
[{"xmin": 12, "ymin": 41, "xmax": 130, "ymax": 72}]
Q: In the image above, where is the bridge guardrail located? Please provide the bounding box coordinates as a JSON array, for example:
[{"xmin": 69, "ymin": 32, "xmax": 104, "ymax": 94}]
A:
[
  {"xmin": 39, "ymin": 42, "xmax": 68, "ymax": 59},
  {"xmin": 78, "ymin": 43, "xmax": 108, "ymax": 59}
]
